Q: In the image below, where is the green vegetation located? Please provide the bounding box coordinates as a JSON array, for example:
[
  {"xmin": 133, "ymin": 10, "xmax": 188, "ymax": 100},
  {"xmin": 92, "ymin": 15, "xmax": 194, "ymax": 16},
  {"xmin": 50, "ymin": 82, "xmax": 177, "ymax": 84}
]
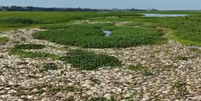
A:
[
  {"xmin": 148, "ymin": 15, "xmax": 201, "ymax": 46},
  {"xmin": 127, "ymin": 64, "xmax": 147, "ymax": 71},
  {"xmin": 127, "ymin": 64, "xmax": 153, "ymax": 76},
  {"xmin": 142, "ymin": 70, "xmax": 154, "ymax": 76},
  {"xmin": 13, "ymin": 44, "xmax": 45, "ymax": 49},
  {"xmin": 43, "ymin": 63, "xmax": 58, "ymax": 71},
  {"xmin": 173, "ymin": 31, "xmax": 201, "ymax": 46},
  {"xmin": 1, "ymin": 11, "xmax": 201, "ymax": 46},
  {"xmin": 0, "ymin": 37, "xmax": 9, "ymax": 44},
  {"xmin": 9, "ymin": 48, "xmax": 59, "ymax": 59},
  {"xmin": 87, "ymin": 97, "xmax": 116, "ymax": 101},
  {"xmin": 62, "ymin": 49, "xmax": 121, "ymax": 70},
  {"xmin": 40, "ymin": 24, "xmax": 69, "ymax": 30},
  {"xmin": 176, "ymin": 55, "xmax": 188, "ymax": 61},
  {"xmin": 0, "ymin": 11, "xmax": 141, "ymax": 30},
  {"xmin": 9, "ymin": 44, "xmax": 48, "ymax": 59},
  {"xmin": 0, "ymin": 18, "xmax": 43, "ymax": 24},
  {"xmin": 173, "ymin": 80, "xmax": 187, "ymax": 98},
  {"xmin": 173, "ymin": 82, "xmax": 186, "ymax": 92},
  {"xmin": 33, "ymin": 25, "xmax": 165, "ymax": 48},
  {"xmin": 90, "ymin": 77, "xmax": 101, "ymax": 84}
]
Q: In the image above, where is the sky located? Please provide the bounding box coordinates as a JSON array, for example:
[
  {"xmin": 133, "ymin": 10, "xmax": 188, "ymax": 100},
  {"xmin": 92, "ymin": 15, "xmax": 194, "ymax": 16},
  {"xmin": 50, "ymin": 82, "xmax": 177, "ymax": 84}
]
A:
[{"xmin": 0, "ymin": 0, "xmax": 200, "ymax": 10}]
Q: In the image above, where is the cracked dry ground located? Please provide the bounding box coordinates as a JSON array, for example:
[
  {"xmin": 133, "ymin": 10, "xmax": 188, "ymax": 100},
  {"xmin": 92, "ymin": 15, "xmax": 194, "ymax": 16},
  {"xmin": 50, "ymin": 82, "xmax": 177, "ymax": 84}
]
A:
[{"xmin": 0, "ymin": 29, "xmax": 201, "ymax": 101}]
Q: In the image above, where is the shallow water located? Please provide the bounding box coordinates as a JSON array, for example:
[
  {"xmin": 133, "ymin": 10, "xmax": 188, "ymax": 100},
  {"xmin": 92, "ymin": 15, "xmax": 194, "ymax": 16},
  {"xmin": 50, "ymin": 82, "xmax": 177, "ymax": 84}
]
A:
[
  {"xmin": 102, "ymin": 30, "xmax": 112, "ymax": 37},
  {"xmin": 143, "ymin": 14, "xmax": 187, "ymax": 17}
]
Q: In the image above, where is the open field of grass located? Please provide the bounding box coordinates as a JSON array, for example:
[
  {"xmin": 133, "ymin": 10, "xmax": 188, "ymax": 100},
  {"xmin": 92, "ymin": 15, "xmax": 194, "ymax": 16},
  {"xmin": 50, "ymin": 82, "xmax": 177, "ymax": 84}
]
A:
[{"xmin": 0, "ymin": 11, "xmax": 142, "ymax": 30}]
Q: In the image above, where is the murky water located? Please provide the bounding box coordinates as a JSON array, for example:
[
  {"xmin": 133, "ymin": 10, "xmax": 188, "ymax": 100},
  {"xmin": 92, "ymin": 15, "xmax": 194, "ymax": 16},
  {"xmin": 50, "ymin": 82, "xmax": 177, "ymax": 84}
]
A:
[
  {"xmin": 102, "ymin": 30, "xmax": 112, "ymax": 37},
  {"xmin": 143, "ymin": 14, "xmax": 187, "ymax": 17}
]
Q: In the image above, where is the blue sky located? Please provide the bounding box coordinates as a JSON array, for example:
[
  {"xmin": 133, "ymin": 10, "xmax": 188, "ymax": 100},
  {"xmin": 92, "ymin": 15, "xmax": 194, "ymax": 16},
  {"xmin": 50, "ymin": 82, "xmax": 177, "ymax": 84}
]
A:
[{"xmin": 0, "ymin": 0, "xmax": 200, "ymax": 10}]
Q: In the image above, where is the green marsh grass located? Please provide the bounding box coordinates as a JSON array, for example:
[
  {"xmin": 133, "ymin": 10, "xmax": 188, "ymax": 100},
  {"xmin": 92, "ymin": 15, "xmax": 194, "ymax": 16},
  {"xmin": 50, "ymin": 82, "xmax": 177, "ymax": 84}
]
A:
[
  {"xmin": 0, "ymin": 11, "xmax": 142, "ymax": 29},
  {"xmin": 40, "ymin": 24, "xmax": 69, "ymax": 30},
  {"xmin": 0, "ymin": 37, "xmax": 9, "ymax": 44},
  {"xmin": 0, "ymin": 18, "xmax": 42, "ymax": 24},
  {"xmin": 13, "ymin": 44, "xmax": 45, "ymax": 49},
  {"xmin": 61, "ymin": 49, "xmax": 121, "ymax": 70},
  {"xmin": 149, "ymin": 15, "xmax": 201, "ymax": 46},
  {"xmin": 33, "ymin": 25, "xmax": 165, "ymax": 48},
  {"xmin": 9, "ymin": 48, "xmax": 59, "ymax": 59},
  {"xmin": 1, "ymin": 11, "xmax": 201, "ymax": 46}
]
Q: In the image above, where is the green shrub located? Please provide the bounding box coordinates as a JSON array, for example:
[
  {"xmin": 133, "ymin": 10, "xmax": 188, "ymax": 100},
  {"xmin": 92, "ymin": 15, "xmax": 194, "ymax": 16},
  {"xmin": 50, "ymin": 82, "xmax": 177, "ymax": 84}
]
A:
[
  {"xmin": 13, "ymin": 44, "xmax": 45, "ymax": 50},
  {"xmin": 0, "ymin": 37, "xmax": 9, "ymax": 44},
  {"xmin": 62, "ymin": 49, "xmax": 121, "ymax": 70}
]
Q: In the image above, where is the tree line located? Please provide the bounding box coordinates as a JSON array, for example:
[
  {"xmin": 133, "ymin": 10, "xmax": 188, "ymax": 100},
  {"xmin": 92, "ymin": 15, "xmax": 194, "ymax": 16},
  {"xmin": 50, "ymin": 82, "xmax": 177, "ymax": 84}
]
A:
[{"xmin": 0, "ymin": 6, "xmax": 158, "ymax": 11}]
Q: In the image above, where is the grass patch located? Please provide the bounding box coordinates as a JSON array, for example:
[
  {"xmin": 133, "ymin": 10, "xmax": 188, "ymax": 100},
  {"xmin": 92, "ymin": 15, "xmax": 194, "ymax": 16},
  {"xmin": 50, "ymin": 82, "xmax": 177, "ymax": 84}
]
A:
[
  {"xmin": 127, "ymin": 64, "xmax": 146, "ymax": 71},
  {"xmin": 9, "ymin": 48, "xmax": 59, "ymax": 59},
  {"xmin": 127, "ymin": 64, "xmax": 153, "ymax": 76},
  {"xmin": 0, "ymin": 18, "xmax": 42, "ymax": 24},
  {"xmin": 40, "ymin": 24, "xmax": 69, "ymax": 30},
  {"xmin": 152, "ymin": 15, "xmax": 201, "ymax": 45},
  {"xmin": 176, "ymin": 55, "xmax": 188, "ymax": 61},
  {"xmin": 172, "ymin": 31, "xmax": 201, "ymax": 46},
  {"xmin": 13, "ymin": 44, "xmax": 45, "ymax": 49},
  {"xmin": 173, "ymin": 80, "xmax": 187, "ymax": 98},
  {"xmin": 102, "ymin": 25, "xmax": 119, "ymax": 31},
  {"xmin": 0, "ymin": 37, "xmax": 9, "ymax": 44},
  {"xmin": 170, "ymin": 34, "xmax": 201, "ymax": 47},
  {"xmin": 61, "ymin": 49, "xmax": 121, "ymax": 70},
  {"xmin": 33, "ymin": 25, "xmax": 165, "ymax": 48}
]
